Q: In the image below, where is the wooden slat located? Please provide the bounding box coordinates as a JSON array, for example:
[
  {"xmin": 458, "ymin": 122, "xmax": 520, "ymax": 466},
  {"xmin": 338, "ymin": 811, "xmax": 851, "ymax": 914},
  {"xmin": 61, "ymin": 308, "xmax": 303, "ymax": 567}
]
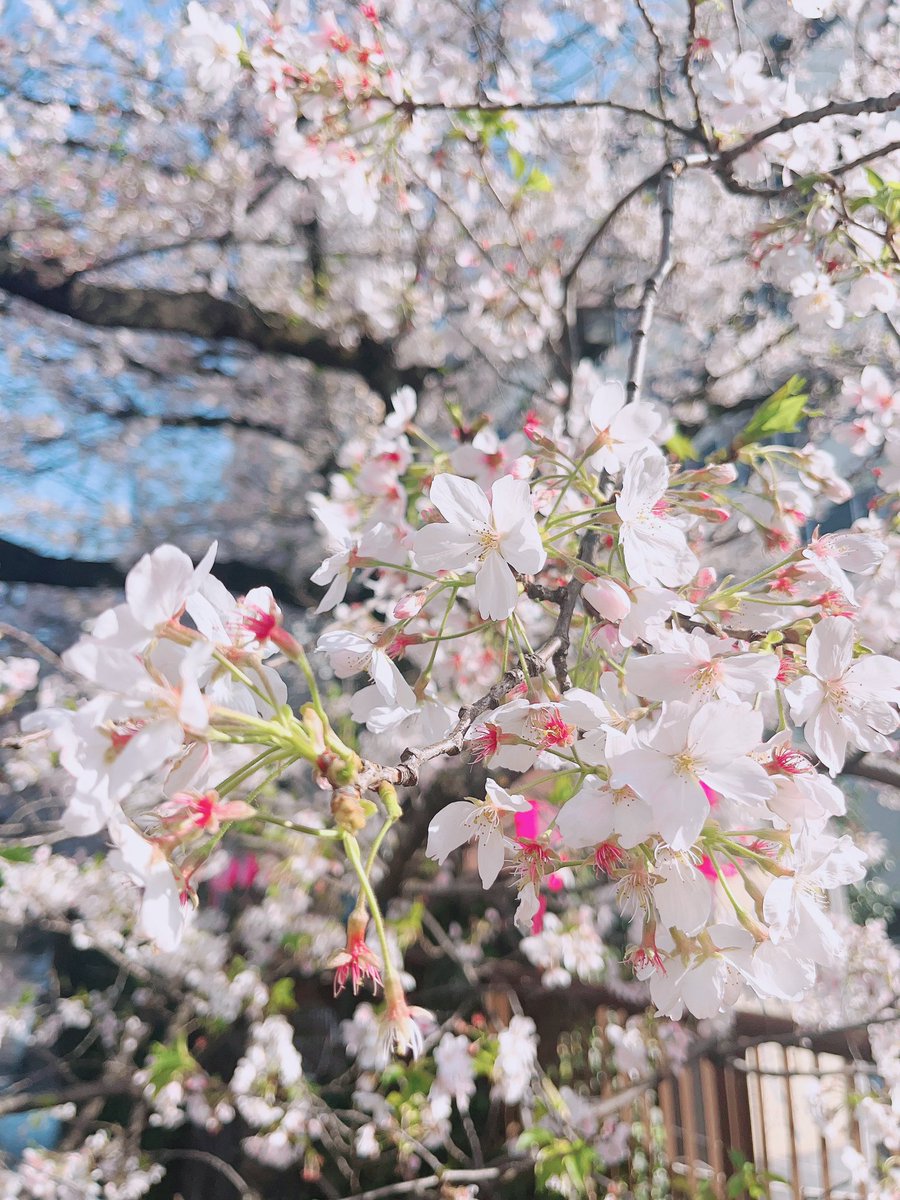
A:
[
  {"xmin": 780, "ymin": 1043, "xmax": 802, "ymax": 1199},
  {"xmin": 747, "ymin": 1047, "xmax": 771, "ymax": 1176},
  {"xmin": 700, "ymin": 1057, "xmax": 725, "ymax": 1197},
  {"xmin": 677, "ymin": 1065, "xmax": 700, "ymax": 1192},
  {"xmin": 658, "ymin": 1075, "xmax": 679, "ymax": 1168},
  {"xmin": 815, "ymin": 1053, "xmax": 833, "ymax": 1197},
  {"xmin": 849, "ymin": 1062, "xmax": 865, "ymax": 1200}
]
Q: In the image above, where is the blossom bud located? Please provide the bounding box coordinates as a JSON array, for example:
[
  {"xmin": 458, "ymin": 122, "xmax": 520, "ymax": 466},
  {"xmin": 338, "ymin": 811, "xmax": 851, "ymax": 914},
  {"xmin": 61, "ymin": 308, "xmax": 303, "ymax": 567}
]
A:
[
  {"xmin": 582, "ymin": 576, "xmax": 631, "ymax": 621},
  {"xmin": 301, "ymin": 705, "xmax": 327, "ymax": 754},
  {"xmin": 393, "ymin": 589, "xmax": 428, "ymax": 619},
  {"xmin": 523, "ymin": 410, "xmax": 555, "ymax": 450},
  {"xmin": 331, "ymin": 787, "xmax": 371, "ymax": 833},
  {"xmin": 696, "ymin": 567, "xmax": 717, "ymax": 589},
  {"xmin": 303, "ymin": 1149, "xmax": 323, "ymax": 1183},
  {"xmin": 736, "ymin": 908, "xmax": 769, "ymax": 944},
  {"xmin": 702, "ymin": 463, "xmax": 738, "ymax": 485}
]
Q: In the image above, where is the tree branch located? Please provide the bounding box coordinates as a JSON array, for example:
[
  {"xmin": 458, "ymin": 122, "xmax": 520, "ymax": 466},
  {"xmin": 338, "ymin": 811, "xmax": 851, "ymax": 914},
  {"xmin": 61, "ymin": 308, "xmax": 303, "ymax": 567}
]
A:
[
  {"xmin": 93, "ymin": 402, "xmax": 307, "ymax": 445},
  {"xmin": 625, "ymin": 163, "xmax": 680, "ymax": 404},
  {"xmin": 395, "ymin": 96, "xmax": 701, "ymax": 142},
  {"xmin": 0, "ymin": 536, "xmax": 316, "ymax": 608},
  {"xmin": 843, "ymin": 753, "xmax": 900, "ymax": 791},
  {"xmin": 0, "ymin": 246, "xmax": 429, "ymax": 400},
  {"xmin": 718, "ymin": 89, "xmax": 900, "ymax": 167}
]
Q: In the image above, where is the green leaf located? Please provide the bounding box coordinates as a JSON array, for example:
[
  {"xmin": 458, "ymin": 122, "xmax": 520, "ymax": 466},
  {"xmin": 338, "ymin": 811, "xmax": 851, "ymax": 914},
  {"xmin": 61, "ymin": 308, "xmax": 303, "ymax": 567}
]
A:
[
  {"xmin": 666, "ymin": 430, "xmax": 697, "ymax": 462},
  {"xmin": 517, "ymin": 1127, "xmax": 558, "ymax": 1150},
  {"xmin": 509, "ymin": 147, "xmax": 527, "ymax": 180},
  {"xmin": 525, "ymin": 166, "xmax": 553, "ymax": 193},
  {"xmin": 736, "ymin": 375, "xmax": 808, "ymax": 446},
  {"xmin": 0, "ymin": 846, "xmax": 34, "ymax": 863},
  {"xmin": 267, "ymin": 977, "xmax": 296, "ymax": 1014},
  {"xmin": 144, "ymin": 1033, "xmax": 198, "ymax": 1092}
]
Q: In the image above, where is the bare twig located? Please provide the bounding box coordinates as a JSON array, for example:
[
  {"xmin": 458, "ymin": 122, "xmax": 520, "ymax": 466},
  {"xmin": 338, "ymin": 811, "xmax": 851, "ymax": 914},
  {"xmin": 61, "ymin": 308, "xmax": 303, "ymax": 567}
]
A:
[
  {"xmin": 718, "ymin": 89, "xmax": 900, "ymax": 167},
  {"xmin": 625, "ymin": 163, "xmax": 681, "ymax": 405},
  {"xmin": 395, "ymin": 96, "xmax": 701, "ymax": 142},
  {"xmin": 155, "ymin": 1150, "xmax": 262, "ymax": 1200},
  {"xmin": 339, "ymin": 1162, "xmax": 531, "ymax": 1200}
]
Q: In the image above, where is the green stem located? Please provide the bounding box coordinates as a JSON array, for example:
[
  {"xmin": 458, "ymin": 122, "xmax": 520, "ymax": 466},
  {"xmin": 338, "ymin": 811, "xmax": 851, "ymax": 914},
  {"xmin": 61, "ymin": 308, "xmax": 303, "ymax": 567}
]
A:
[
  {"xmin": 215, "ymin": 748, "xmax": 286, "ymax": 798},
  {"xmin": 342, "ymin": 832, "xmax": 397, "ymax": 984},
  {"xmin": 254, "ymin": 811, "xmax": 341, "ymax": 839}
]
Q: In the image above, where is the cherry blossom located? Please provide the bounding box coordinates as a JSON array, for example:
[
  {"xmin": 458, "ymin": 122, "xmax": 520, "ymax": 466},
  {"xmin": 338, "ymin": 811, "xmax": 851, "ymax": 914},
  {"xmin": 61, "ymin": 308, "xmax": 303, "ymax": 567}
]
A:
[
  {"xmin": 413, "ymin": 473, "xmax": 546, "ymax": 619},
  {"xmin": 610, "ymin": 701, "xmax": 775, "ymax": 850},
  {"xmin": 615, "ymin": 449, "xmax": 698, "ymax": 589},
  {"xmin": 426, "ymin": 779, "xmax": 532, "ymax": 888},
  {"xmin": 785, "ymin": 616, "xmax": 900, "ymax": 773}
]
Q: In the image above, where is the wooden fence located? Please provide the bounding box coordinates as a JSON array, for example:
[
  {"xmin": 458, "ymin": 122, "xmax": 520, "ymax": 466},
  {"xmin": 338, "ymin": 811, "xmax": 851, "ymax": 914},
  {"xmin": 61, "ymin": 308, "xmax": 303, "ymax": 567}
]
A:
[{"xmin": 653, "ymin": 1039, "xmax": 878, "ymax": 1198}]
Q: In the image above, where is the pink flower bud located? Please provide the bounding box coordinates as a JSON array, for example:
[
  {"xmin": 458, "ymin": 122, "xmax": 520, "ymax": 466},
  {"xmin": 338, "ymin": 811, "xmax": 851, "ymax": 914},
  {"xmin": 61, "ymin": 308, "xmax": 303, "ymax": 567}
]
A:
[
  {"xmin": 696, "ymin": 567, "xmax": 717, "ymax": 588},
  {"xmin": 704, "ymin": 463, "xmax": 738, "ymax": 485},
  {"xmin": 582, "ymin": 576, "xmax": 631, "ymax": 621},
  {"xmin": 393, "ymin": 589, "xmax": 427, "ymax": 619}
]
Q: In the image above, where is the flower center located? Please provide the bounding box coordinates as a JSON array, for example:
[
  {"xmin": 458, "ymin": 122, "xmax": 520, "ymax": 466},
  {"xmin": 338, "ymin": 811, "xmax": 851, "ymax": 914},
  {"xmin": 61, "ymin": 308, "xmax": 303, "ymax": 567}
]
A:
[
  {"xmin": 540, "ymin": 708, "xmax": 576, "ymax": 748},
  {"xmin": 673, "ymin": 751, "xmax": 697, "ymax": 778},
  {"xmin": 476, "ymin": 526, "xmax": 501, "ymax": 560}
]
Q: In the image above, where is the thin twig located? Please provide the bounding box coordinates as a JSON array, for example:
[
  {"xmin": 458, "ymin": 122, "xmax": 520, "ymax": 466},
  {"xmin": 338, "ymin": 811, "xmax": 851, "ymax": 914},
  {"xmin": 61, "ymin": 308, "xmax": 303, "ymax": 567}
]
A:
[
  {"xmin": 156, "ymin": 1149, "xmax": 262, "ymax": 1200},
  {"xmin": 625, "ymin": 163, "xmax": 681, "ymax": 405}
]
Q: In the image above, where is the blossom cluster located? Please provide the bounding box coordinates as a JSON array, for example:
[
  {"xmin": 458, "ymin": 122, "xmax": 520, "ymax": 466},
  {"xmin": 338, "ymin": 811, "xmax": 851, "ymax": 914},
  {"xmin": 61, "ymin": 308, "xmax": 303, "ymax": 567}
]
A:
[{"xmin": 12, "ymin": 346, "xmax": 894, "ymax": 1047}]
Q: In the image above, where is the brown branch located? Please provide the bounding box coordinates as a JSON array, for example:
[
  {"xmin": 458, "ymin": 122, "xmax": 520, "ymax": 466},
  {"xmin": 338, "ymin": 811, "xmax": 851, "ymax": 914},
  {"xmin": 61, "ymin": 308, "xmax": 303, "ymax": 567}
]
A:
[
  {"xmin": 843, "ymin": 753, "xmax": 900, "ymax": 791},
  {"xmin": 625, "ymin": 163, "xmax": 680, "ymax": 404},
  {"xmin": 718, "ymin": 89, "xmax": 900, "ymax": 167},
  {"xmin": 0, "ymin": 1076, "xmax": 139, "ymax": 1119},
  {"xmin": 0, "ymin": 246, "xmax": 429, "ymax": 400},
  {"xmin": 0, "ymin": 536, "xmax": 316, "ymax": 608},
  {"xmin": 340, "ymin": 1162, "xmax": 532, "ymax": 1200},
  {"xmin": 395, "ymin": 96, "xmax": 701, "ymax": 142},
  {"xmin": 716, "ymin": 139, "xmax": 900, "ymax": 200},
  {"xmin": 156, "ymin": 1150, "xmax": 262, "ymax": 1200},
  {"xmin": 362, "ymin": 639, "xmax": 561, "ymax": 790},
  {"xmin": 93, "ymin": 402, "xmax": 306, "ymax": 445}
]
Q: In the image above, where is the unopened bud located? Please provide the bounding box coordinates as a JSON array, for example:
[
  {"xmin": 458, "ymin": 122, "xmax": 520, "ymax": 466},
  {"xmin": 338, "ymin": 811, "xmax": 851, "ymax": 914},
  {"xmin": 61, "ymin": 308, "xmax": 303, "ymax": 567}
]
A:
[
  {"xmin": 301, "ymin": 705, "xmax": 327, "ymax": 754},
  {"xmin": 704, "ymin": 463, "xmax": 738, "ymax": 485},
  {"xmin": 377, "ymin": 781, "xmax": 402, "ymax": 821},
  {"xmin": 393, "ymin": 589, "xmax": 428, "ymax": 620},
  {"xmin": 331, "ymin": 787, "xmax": 372, "ymax": 834},
  {"xmin": 736, "ymin": 908, "xmax": 769, "ymax": 943},
  {"xmin": 582, "ymin": 575, "xmax": 631, "ymax": 621}
]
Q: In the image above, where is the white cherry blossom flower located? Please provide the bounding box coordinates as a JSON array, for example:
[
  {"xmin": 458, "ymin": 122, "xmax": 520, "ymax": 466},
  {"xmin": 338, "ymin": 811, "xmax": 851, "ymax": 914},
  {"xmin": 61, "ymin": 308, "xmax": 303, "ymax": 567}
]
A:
[
  {"xmin": 310, "ymin": 507, "xmax": 403, "ymax": 614},
  {"xmin": 610, "ymin": 701, "xmax": 774, "ymax": 851},
  {"xmin": 784, "ymin": 616, "xmax": 900, "ymax": 773},
  {"xmin": 108, "ymin": 819, "xmax": 187, "ymax": 953},
  {"xmin": 582, "ymin": 575, "xmax": 632, "ymax": 622},
  {"xmin": 616, "ymin": 448, "xmax": 698, "ymax": 589},
  {"xmin": 801, "ymin": 530, "xmax": 886, "ymax": 603},
  {"xmin": 431, "ymin": 1033, "xmax": 476, "ymax": 1113},
  {"xmin": 383, "ymin": 385, "xmax": 417, "ymax": 433},
  {"xmin": 316, "ymin": 629, "xmax": 417, "ymax": 709},
  {"xmin": 491, "ymin": 1015, "xmax": 538, "ymax": 1104},
  {"xmin": 763, "ymin": 831, "xmax": 867, "ymax": 965},
  {"xmin": 586, "ymin": 380, "xmax": 663, "ymax": 475},
  {"xmin": 625, "ymin": 630, "xmax": 778, "ymax": 706},
  {"xmin": 426, "ymin": 779, "xmax": 531, "ymax": 888},
  {"xmin": 181, "ymin": 2, "xmax": 243, "ymax": 93},
  {"xmin": 790, "ymin": 272, "xmax": 845, "ymax": 334},
  {"xmin": 652, "ymin": 850, "xmax": 713, "ymax": 937},
  {"xmin": 449, "ymin": 428, "xmax": 533, "ymax": 488},
  {"xmin": 555, "ymin": 777, "xmax": 656, "ymax": 850},
  {"xmin": 413, "ymin": 473, "xmax": 546, "ymax": 619}
]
